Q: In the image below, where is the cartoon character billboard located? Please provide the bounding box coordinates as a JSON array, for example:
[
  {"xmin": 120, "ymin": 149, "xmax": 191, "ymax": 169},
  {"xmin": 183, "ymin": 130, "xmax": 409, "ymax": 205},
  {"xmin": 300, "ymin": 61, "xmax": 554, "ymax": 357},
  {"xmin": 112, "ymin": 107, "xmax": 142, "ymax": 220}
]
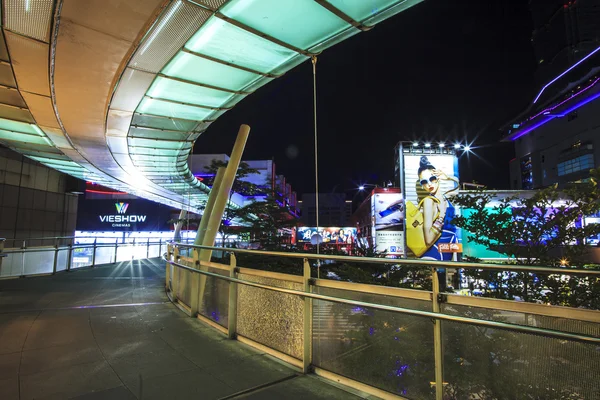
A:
[{"xmin": 402, "ymin": 154, "xmax": 462, "ymax": 260}]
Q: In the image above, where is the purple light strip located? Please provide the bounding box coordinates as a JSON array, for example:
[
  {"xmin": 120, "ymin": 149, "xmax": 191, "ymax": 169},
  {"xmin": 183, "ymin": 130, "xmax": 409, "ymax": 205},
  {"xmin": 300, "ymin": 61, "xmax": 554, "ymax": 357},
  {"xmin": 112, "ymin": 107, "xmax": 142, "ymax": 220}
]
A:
[
  {"xmin": 511, "ymin": 90, "xmax": 600, "ymax": 141},
  {"xmin": 511, "ymin": 116, "xmax": 555, "ymax": 141},
  {"xmin": 529, "ymin": 77, "xmax": 600, "ymax": 121},
  {"xmin": 533, "ymin": 45, "xmax": 600, "ymax": 104}
]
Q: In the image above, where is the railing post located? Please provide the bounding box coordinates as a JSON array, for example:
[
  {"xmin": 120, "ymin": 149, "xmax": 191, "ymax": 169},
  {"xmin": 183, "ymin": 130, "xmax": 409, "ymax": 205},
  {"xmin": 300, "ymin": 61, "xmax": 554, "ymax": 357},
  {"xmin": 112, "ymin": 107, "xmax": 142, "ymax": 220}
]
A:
[
  {"xmin": 190, "ymin": 248, "xmax": 201, "ymax": 316},
  {"xmin": 52, "ymin": 244, "xmax": 59, "ymax": 274},
  {"xmin": 165, "ymin": 243, "xmax": 172, "ymax": 292},
  {"xmin": 303, "ymin": 258, "xmax": 313, "ymax": 374},
  {"xmin": 432, "ymin": 268, "xmax": 444, "ymax": 400},
  {"xmin": 0, "ymin": 238, "xmax": 5, "ymax": 271},
  {"xmin": 171, "ymin": 245, "xmax": 180, "ymax": 302},
  {"xmin": 146, "ymin": 238, "xmax": 150, "ymax": 259},
  {"xmin": 91, "ymin": 239, "xmax": 97, "ymax": 267},
  {"xmin": 66, "ymin": 244, "xmax": 73, "ymax": 272},
  {"xmin": 228, "ymin": 252, "xmax": 238, "ymax": 339},
  {"xmin": 114, "ymin": 239, "xmax": 118, "ymax": 263}
]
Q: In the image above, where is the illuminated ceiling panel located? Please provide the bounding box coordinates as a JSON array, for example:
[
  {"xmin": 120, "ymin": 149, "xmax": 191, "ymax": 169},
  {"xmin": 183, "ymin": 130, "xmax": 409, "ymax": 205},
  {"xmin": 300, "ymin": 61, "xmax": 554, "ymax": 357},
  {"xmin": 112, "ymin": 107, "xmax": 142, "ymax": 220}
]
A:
[{"xmin": 0, "ymin": 0, "xmax": 423, "ymax": 212}]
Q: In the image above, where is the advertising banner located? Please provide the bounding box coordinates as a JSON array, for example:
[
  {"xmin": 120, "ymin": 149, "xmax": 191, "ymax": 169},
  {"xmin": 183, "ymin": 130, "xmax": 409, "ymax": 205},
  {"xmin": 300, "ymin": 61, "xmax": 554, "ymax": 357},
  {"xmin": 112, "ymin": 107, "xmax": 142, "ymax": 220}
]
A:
[
  {"xmin": 77, "ymin": 199, "xmax": 173, "ymax": 232},
  {"xmin": 402, "ymin": 153, "xmax": 461, "ymax": 260},
  {"xmin": 296, "ymin": 227, "xmax": 356, "ymax": 244},
  {"xmin": 371, "ymin": 190, "xmax": 404, "ymax": 257}
]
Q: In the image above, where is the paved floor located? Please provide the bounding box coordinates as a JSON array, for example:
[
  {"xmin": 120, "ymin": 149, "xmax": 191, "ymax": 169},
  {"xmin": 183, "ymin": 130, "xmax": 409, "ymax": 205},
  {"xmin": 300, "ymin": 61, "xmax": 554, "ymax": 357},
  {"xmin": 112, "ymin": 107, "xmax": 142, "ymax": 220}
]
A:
[{"xmin": 0, "ymin": 258, "xmax": 363, "ymax": 400}]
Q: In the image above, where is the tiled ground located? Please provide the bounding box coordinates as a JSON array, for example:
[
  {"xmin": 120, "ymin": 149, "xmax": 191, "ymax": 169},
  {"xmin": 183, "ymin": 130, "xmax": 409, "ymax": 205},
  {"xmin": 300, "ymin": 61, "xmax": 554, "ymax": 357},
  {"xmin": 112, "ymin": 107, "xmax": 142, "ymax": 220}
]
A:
[{"xmin": 0, "ymin": 258, "xmax": 363, "ymax": 400}]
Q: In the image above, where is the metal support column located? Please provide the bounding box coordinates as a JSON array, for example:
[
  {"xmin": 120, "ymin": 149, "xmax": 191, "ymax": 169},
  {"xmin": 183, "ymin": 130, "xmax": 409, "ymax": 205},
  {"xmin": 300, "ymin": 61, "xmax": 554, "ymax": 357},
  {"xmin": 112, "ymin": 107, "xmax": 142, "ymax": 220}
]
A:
[
  {"xmin": 432, "ymin": 268, "xmax": 444, "ymax": 400},
  {"xmin": 303, "ymin": 258, "xmax": 313, "ymax": 374},
  {"xmin": 227, "ymin": 252, "xmax": 238, "ymax": 339}
]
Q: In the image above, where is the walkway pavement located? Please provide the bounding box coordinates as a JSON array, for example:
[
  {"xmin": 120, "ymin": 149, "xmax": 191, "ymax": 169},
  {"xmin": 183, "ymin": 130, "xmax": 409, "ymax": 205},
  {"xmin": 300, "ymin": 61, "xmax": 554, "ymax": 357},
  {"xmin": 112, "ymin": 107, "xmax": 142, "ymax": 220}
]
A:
[{"xmin": 0, "ymin": 258, "xmax": 364, "ymax": 400}]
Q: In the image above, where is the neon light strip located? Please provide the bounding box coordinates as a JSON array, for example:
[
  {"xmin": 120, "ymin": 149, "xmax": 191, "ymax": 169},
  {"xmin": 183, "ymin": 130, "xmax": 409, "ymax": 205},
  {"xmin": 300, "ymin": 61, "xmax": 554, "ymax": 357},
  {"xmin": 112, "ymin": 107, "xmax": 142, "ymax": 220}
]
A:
[
  {"xmin": 511, "ymin": 91, "xmax": 600, "ymax": 141},
  {"xmin": 511, "ymin": 116, "xmax": 555, "ymax": 141},
  {"xmin": 530, "ymin": 77, "xmax": 600, "ymax": 120},
  {"xmin": 533, "ymin": 45, "xmax": 600, "ymax": 104}
]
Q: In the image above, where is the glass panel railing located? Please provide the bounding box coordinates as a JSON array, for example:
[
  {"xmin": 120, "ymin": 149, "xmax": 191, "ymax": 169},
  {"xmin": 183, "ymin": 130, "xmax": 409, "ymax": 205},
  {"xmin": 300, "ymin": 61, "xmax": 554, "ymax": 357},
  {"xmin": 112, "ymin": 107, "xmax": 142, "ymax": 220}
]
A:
[
  {"xmin": 312, "ymin": 287, "xmax": 435, "ymax": 399},
  {"xmin": 95, "ymin": 245, "xmax": 116, "ymax": 265},
  {"xmin": 199, "ymin": 267, "xmax": 230, "ymax": 328},
  {"xmin": 23, "ymin": 249, "xmax": 56, "ymax": 275},
  {"xmin": 442, "ymin": 318, "xmax": 600, "ymax": 399}
]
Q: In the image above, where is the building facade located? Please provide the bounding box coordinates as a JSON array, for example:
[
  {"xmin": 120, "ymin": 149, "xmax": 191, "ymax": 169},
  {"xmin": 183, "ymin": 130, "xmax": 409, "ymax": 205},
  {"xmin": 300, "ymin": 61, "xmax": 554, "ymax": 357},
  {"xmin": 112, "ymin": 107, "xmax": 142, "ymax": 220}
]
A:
[
  {"xmin": 299, "ymin": 193, "xmax": 352, "ymax": 227},
  {"xmin": 0, "ymin": 146, "xmax": 79, "ymax": 245},
  {"xmin": 504, "ymin": 0, "xmax": 600, "ymax": 189}
]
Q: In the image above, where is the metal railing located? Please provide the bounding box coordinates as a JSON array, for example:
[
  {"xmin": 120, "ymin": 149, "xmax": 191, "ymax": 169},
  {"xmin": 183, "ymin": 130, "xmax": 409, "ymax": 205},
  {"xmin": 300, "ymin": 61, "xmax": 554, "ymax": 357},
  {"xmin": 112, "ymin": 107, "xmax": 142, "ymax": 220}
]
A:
[
  {"xmin": 164, "ymin": 243, "xmax": 600, "ymax": 400},
  {"xmin": 0, "ymin": 237, "xmax": 172, "ymax": 278}
]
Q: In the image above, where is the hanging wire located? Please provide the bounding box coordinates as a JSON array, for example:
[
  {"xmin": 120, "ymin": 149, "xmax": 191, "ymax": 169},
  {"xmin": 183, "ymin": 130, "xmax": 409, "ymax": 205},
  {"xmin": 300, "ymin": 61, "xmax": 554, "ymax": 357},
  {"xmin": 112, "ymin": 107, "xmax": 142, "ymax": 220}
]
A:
[{"xmin": 312, "ymin": 55, "xmax": 320, "ymax": 278}]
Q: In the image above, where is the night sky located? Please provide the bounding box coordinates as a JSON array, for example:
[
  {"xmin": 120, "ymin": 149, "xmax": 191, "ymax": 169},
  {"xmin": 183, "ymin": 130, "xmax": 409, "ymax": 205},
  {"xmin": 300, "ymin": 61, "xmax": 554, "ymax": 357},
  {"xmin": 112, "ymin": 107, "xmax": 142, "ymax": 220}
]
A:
[{"xmin": 194, "ymin": 0, "xmax": 538, "ymax": 196}]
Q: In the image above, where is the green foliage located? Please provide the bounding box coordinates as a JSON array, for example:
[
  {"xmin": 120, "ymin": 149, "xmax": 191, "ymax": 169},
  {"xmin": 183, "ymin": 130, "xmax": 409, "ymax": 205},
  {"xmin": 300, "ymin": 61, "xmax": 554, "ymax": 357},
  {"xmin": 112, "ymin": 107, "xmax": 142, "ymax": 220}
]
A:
[
  {"xmin": 451, "ymin": 167, "xmax": 600, "ymax": 307},
  {"xmin": 204, "ymin": 159, "xmax": 298, "ymax": 248}
]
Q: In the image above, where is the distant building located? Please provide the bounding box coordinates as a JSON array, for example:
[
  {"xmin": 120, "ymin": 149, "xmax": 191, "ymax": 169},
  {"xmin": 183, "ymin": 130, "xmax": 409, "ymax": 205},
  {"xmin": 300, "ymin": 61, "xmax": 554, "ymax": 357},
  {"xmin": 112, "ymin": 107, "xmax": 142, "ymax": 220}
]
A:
[
  {"xmin": 188, "ymin": 154, "xmax": 299, "ymax": 216},
  {"xmin": 299, "ymin": 193, "xmax": 352, "ymax": 227},
  {"xmin": 503, "ymin": 0, "xmax": 600, "ymax": 189}
]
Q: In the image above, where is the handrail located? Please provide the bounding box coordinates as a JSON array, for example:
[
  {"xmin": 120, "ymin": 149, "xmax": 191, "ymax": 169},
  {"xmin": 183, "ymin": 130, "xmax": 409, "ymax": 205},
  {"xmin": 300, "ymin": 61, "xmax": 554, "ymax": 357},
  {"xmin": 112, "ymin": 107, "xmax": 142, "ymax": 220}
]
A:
[
  {"xmin": 2, "ymin": 241, "xmax": 166, "ymax": 254},
  {"xmin": 171, "ymin": 242, "xmax": 600, "ymax": 276},
  {"xmin": 163, "ymin": 254, "xmax": 600, "ymax": 345}
]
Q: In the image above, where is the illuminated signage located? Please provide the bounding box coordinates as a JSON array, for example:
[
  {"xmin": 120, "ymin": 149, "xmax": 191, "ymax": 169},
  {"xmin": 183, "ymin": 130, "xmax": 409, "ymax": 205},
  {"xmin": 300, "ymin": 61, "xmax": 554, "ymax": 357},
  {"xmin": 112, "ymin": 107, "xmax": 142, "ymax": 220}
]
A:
[
  {"xmin": 402, "ymin": 153, "xmax": 462, "ymax": 260},
  {"xmin": 371, "ymin": 190, "xmax": 404, "ymax": 257},
  {"xmin": 296, "ymin": 227, "xmax": 356, "ymax": 244},
  {"xmin": 77, "ymin": 199, "xmax": 172, "ymax": 232}
]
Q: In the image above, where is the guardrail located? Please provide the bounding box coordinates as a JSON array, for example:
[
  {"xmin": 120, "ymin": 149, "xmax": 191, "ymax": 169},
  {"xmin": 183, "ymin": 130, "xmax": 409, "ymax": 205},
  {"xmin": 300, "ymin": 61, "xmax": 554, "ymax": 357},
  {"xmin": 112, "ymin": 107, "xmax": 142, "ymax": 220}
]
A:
[
  {"xmin": 0, "ymin": 238, "xmax": 173, "ymax": 278},
  {"xmin": 164, "ymin": 242, "xmax": 600, "ymax": 400}
]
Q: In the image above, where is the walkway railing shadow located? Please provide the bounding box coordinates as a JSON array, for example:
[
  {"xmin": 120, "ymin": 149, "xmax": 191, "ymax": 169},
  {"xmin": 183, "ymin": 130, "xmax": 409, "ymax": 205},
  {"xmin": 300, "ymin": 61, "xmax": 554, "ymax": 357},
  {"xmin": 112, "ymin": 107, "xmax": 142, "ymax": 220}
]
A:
[{"xmin": 165, "ymin": 242, "xmax": 600, "ymax": 400}]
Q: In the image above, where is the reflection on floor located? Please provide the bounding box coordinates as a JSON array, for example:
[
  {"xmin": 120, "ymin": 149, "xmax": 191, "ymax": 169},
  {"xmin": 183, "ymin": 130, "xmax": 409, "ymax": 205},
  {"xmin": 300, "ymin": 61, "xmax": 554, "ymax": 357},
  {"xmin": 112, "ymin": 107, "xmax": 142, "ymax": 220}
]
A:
[{"xmin": 0, "ymin": 258, "xmax": 361, "ymax": 400}]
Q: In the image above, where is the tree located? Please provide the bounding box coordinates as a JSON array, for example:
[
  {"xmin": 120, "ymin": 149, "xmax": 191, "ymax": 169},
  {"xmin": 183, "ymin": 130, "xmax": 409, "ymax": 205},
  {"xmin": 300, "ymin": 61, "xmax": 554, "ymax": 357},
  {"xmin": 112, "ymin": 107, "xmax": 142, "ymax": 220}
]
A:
[
  {"xmin": 451, "ymin": 167, "xmax": 600, "ymax": 306},
  {"xmin": 204, "ymin": 159, "xmax": 298, "ymax": 249}
]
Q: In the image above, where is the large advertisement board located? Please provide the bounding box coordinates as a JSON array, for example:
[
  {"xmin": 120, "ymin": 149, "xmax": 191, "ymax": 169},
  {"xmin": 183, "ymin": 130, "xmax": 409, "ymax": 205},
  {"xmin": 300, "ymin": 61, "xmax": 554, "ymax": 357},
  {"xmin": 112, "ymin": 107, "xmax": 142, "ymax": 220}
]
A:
[
  {"xmin": 371, "ymin": 190, "xmax": 404, "ymax": 257},
  {"xmin": 402, "ymin": 153, "xmax": 461, "ymax": 260},
  {"xmin": 77, "ymin": 199, "xmax": 173, "ymax": 232},
  {"xmin": 296, "ymin": 227, "xmax": 356, "ymax": 244}
]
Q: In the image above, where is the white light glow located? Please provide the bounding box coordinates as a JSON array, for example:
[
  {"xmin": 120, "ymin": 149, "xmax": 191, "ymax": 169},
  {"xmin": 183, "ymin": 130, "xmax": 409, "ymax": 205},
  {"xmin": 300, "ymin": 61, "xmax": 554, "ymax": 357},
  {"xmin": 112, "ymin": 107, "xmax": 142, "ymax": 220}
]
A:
[
  {"xmin": 464, "ymin": 145, "xmax": 471, "ymax": 152},
  {"xmin": 454, "ymin": 143, "xmax": 461, "ymax": 149},
  {"xmin": 359, "ymin": 185, "xmax": 365, "ymax": 190},
  {"xmin": 439, "ymin": 143, "xmax": 445, "ymax": 148},
  {"xmin": 424, "ymin": 143, "xmax": 431, "ymax": 148},
  {"xmin": 412, "ymin": 142, "xmax": 419, "ymax": 147},
  {"xmin": 139, "ymin": 1, "xmax": 182, "ymax": 55}
]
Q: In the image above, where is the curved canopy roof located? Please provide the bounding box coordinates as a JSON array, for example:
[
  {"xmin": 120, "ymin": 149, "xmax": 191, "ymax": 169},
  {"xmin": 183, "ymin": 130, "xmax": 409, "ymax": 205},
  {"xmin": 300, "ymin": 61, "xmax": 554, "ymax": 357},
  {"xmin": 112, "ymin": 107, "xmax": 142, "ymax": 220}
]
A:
[{"xmin": 0, "ymin": 0, "xmax": 422, "ymax": 212}]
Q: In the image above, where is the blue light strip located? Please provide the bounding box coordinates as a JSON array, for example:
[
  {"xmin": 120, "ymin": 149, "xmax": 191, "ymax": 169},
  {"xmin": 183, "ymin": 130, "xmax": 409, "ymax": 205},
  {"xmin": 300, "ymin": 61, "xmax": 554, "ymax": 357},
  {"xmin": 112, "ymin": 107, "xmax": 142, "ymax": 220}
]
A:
[
  {"xmin": 533, "ymin": 45, "xmax": 600, "ymax": 104},
  {"xmin": 511, "ymin": 90, "xmax": 600, "ymax": 141}
]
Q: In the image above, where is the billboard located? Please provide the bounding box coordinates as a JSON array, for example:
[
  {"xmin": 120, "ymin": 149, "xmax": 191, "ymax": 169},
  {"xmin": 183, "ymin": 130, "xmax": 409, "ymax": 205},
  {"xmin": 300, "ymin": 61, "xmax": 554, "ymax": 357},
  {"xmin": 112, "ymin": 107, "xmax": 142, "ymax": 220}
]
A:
[
  {"xmin": 77, "ymin": 199, "xmax": 173, "ymax": 232},
  {"xmin": 296, "ymin": 227, "xmax": 356, "ymax": 244},
  {"xmin": 402, "ymin": 153, "xmax": 461, "ymax": 260},
  {"xmin": 371, "ymin": 190, "xmax": 404, "ymax": 257}
]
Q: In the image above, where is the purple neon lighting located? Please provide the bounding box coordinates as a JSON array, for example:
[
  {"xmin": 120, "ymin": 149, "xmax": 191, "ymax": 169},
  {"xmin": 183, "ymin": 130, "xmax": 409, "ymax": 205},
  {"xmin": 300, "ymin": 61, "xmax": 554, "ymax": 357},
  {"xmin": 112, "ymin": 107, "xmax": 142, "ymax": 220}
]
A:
[
  {"xmin": 511, "ymin": 90, "xmax": 600, "ymax": 141},
  {"xmin": 530, "ymin": 77, "xmax": 600, "ymax": 121},
  {"xmin": 511, "ymin": 116, "xmax": 555, "ymax": 141},
  {"xmin": 533, "ymin": 45, "xmax": 600, "ymax": 104}
]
